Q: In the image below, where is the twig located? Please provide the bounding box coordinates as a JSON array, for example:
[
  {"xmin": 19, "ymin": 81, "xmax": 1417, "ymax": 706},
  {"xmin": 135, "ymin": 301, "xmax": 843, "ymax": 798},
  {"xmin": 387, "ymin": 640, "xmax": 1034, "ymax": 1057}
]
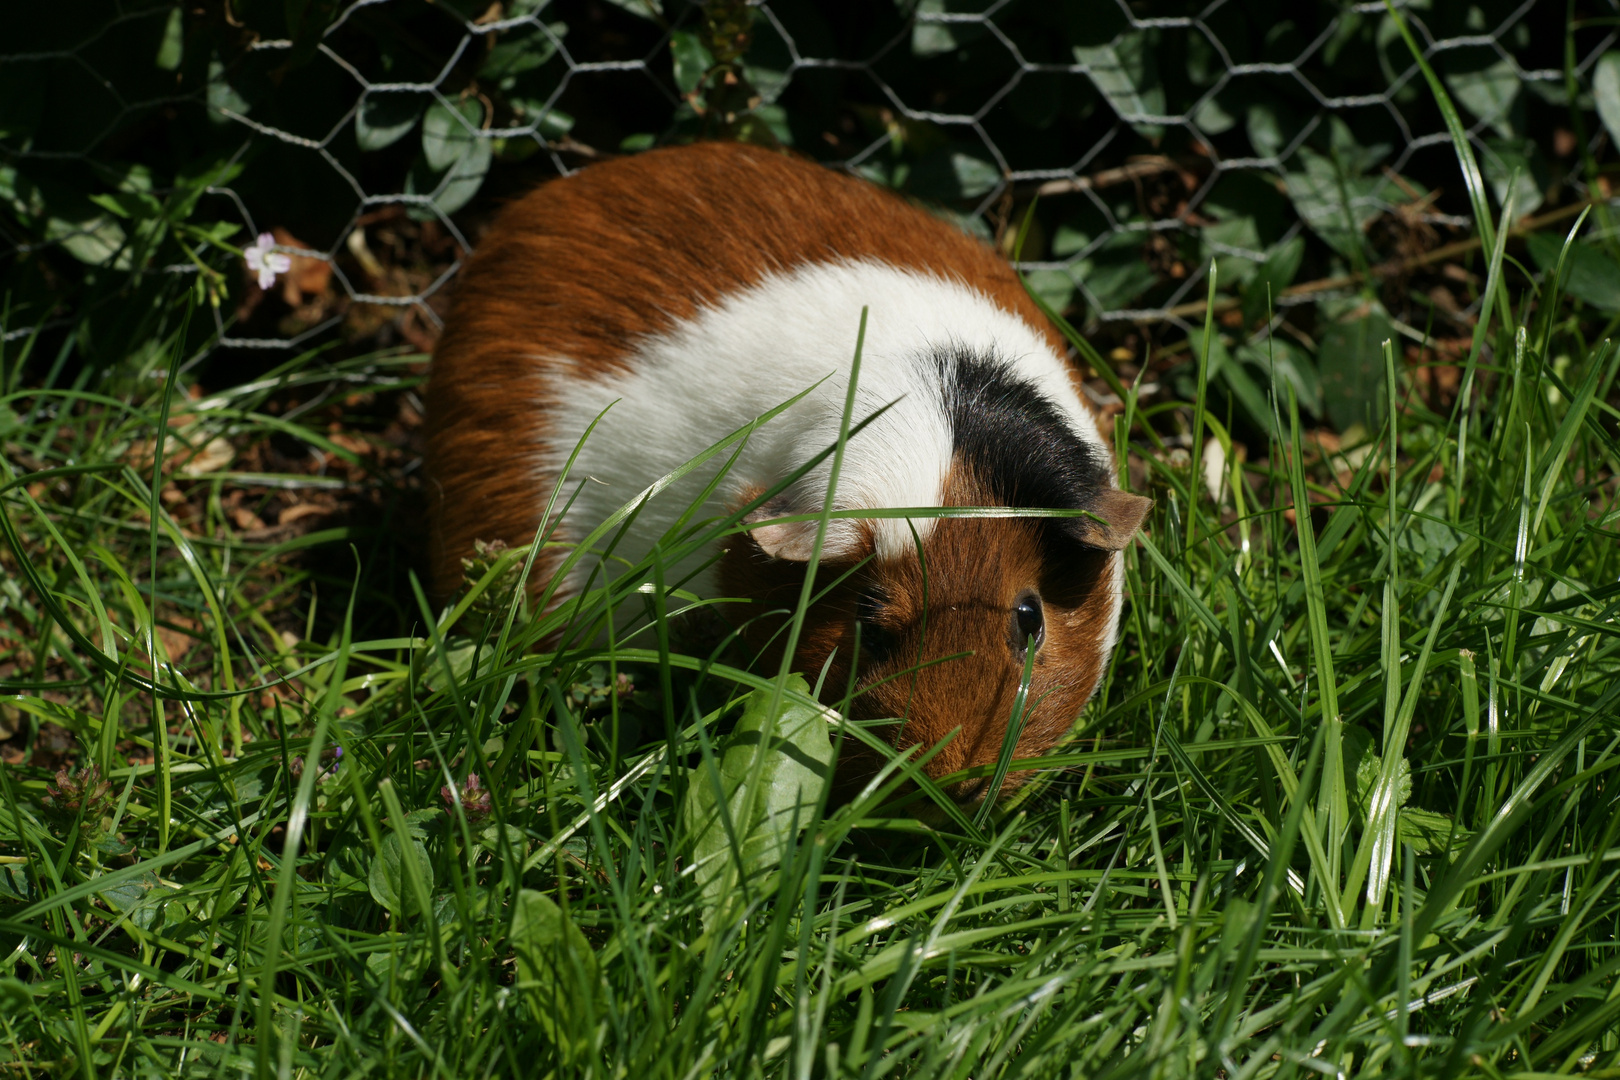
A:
[
  {"xmin": 1026, "ymin": 156, "xmax": 1181, "ymax": 198},
  {"xmin": 546, "ymin": 136, "xmax": 614, "ymax": 161}
]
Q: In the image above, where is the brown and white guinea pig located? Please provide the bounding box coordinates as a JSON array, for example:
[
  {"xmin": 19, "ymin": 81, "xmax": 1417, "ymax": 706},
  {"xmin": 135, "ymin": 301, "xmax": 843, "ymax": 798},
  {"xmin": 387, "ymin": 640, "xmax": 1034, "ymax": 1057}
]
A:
[{"xmin": 425, "ymin": 141, "xmax": 1151, "ymax": 802}]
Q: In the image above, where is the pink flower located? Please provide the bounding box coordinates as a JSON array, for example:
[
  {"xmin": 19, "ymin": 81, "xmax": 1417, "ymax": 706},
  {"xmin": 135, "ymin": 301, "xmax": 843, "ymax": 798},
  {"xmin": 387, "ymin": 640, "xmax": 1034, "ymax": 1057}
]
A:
[
  {"xmin": 441, "ymin": 772, "xmax": 493, "ymax": 826},
  {"xmin": 244, "ymin": 232, "xmax": 291, "ymax": 290}
]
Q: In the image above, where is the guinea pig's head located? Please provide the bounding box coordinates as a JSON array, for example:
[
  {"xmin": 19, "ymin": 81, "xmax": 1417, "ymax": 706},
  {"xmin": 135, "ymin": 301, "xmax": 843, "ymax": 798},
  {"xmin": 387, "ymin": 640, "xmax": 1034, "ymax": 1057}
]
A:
[{"xmin": 719, "ymin": 385, "xmax": 1151, "ymax": 809}]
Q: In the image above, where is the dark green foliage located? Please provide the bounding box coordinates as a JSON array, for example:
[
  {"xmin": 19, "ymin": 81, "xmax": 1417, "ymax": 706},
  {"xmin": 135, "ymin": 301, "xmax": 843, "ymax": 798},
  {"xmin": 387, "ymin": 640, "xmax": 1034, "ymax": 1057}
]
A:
[{"xmin": 1, "ymin": 0, "xmax": 1606, "ymax": 426}]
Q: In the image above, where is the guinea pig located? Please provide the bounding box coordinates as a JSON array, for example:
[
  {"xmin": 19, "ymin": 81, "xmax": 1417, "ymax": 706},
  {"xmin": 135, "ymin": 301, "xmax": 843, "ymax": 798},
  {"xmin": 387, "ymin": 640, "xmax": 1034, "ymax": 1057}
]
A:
[{"xmin": 425, "ymin": 141, "xmax": 1151, "ymax": 803}]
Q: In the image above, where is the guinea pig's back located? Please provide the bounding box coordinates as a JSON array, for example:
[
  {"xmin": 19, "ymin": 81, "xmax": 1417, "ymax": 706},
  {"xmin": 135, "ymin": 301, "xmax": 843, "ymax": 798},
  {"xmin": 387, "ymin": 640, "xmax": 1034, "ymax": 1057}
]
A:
[{"xmin": 425, "ymin": 142, "xmax": 1075, "ymax": 602}]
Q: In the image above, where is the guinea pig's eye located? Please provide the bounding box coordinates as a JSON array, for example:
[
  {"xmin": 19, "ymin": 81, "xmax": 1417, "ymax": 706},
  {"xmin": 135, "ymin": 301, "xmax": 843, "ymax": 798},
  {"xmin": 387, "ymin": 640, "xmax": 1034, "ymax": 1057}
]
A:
[
  {"xmin": 855, "ymin": 589, "xmax": 896, "ymax": 663},
  {"xmin": 1011, "ymin": 592, "xmax": 1044, "ymax": 652}
]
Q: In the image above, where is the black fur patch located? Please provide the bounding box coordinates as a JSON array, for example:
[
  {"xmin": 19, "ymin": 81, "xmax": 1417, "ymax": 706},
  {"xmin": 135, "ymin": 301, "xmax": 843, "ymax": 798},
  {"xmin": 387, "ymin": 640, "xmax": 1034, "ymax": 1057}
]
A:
[{"xmin": 930, "ymin": 347, "xmax": 1112, "ymax": 513}]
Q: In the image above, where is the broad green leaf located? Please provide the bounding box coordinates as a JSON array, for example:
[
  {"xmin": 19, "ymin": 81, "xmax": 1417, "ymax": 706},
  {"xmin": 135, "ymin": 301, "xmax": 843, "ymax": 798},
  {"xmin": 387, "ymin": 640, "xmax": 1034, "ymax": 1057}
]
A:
[
  {"xmin": 1240, "ymin": 237, "xmax": 1305, "ymax": 327},
  {"xmin": 1326, "ymin": 116, "xmax": 1392, "ymax": 175},
  {"xmin": 949, "ymin": 153, "xmax": 1000, "ymax": 199},
  {"xmin": 1024, "ymin": 268, "xmax": 1075, "ymax": 313},
  {"xmin": 508, "ymin": 101, "xmax": 574, "ymax": 140},
  {"xmin": 670, "ymin": 30, "xmax": 713, "ymax": 97},
  {"xmin": 511, "ymin": 888, "xmax": 599, "ymax": 1048},
  {"xmin": 1056, "ymin": 228, "xmax": 1157, "ymax": 314},
  {"xmin": 406, "ymin": 139, "xmax": 491, "ymax": 218},
  {"xmin": 1356, "ymin": 751, "xmax": 1410, "ymax": 811},
  {"xmin": 1194, "ymin": 92, "xmax": 1238, "ymax": 135},
  {"xmin": 1246, "ymin": 100, "xmax": 1305, "ymax": 160},
  {"xmin": 912, "ymin": 0, "xmax": 986, "ymax": 57},
  {"xmin": 206, "ymin": 58, "xmax": 250, "ymax": 123},
  {"xmin": 1237, "ymin": 335, "xmax": 1321, "ymax": 420},
  {"xmin": 1202, "ymin": 211, "xmax": 1263, "ymax": 288},
  {"xmin": 99, "ymin": 872, "xmax": 165, "ymax": 931},
  {"xmin": 1525, "ymin": 233, "xmax": 1620, "ymax": 312},
  {"xmin": 1194, "ymin": 328, "xmax": 1271, "ymax": 435},
  {"xmin": 1482, "ymin": 137, "xmax": 1547, "ymax": 217},
  {"xmin": 682, "ymin": 674, "xmax": 834, "ymax": 928},
  {"xmin": 480, "ymin": 24, "xmax": 564, "ymax": 81},
  {"xmin": 910, "ymin": 149, "xmax": 1000, "ymax": 200},
  {"xmin": 365, "ymin": 933, "xmax": 430, "ymax": 991},
  {"xmin": 155, "ymin": 6, "xmax": 184, "ymax": 70},
  {"xmin": 0, "ymin": 978, "xmax": 31, "ymax": 1015},
  {"xmin": 1594, "ymin": 53, "xmax": 1620, "ymax": 148},
  {"xmin": 1317, "ymin": 307, "xmax": 1395, "ymax": 433},
  {"xmin": 422, "ymin": 99, "xmax": 484, "ymax": 173},
  {"xmin": 0, "ymin": 863, "xmax": 31, "ymax": 904},
  {"xmin": 1445, "ymin": 53, "xmax": 1519, "ymax": 138},
  {"xmin": 1074, "ymin": 32, "xmax": 1164, "ymax": 137},
  {"xmin": 600, "ymin": 0, "xmax": 660, "ymax": 19},
  {"xmin": 356, "ymin": 92, "xmax": 425, "ymax": 151},
  {"xmin": 368, "ymin": 831, "xmax": 434, "ymax": 915},
  {"xmin": 424, "ymin": 641, "xmax": 494, "ymax": 693},
  {"xmin": 46, "ymin": 215, "xmax": 127, "ymax": 268},
  {"xmin": 1283, "ymin": 150, "xmax": 1381, "ymax": 259},
  {"xmin": 1399, "ymin": 807, "xmax": 1470, "ymax": 854}
]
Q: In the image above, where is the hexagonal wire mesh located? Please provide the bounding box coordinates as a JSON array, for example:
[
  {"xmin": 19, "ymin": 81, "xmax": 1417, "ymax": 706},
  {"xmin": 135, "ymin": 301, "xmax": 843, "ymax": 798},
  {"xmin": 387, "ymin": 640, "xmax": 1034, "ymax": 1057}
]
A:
[{"xmin": 1, "ymin": 0, "xmax": 1614, "ymax": 355}]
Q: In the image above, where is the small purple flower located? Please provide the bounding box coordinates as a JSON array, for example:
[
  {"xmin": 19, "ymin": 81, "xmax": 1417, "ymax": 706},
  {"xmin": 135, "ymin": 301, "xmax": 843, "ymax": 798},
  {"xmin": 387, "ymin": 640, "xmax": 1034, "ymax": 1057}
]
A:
[
  {"xmin": 41, "ymin": 764, "xmax": 114, "ymax": 825},
  {"xmin": 243, "ymin": 232, "xmax": 291, "ymax": 290},
  {"xmin": 441, "ymin": 772, "xmax": 493, "ymax": 827}
]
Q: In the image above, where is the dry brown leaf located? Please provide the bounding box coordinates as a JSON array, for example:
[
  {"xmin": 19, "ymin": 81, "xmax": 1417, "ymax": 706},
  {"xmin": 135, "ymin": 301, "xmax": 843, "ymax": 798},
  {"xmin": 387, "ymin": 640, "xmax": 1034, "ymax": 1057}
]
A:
[
  {"xmin": 272, "ymin": 227, "xmax": 334, "ymax": 306},
  {"xmin": 181, "ymin": 436, "xmax": 235, "ymax": 476},
  {"xmin": 277, "ymin": 503, "xmax": 330, "ymax": 527},
  {"xmin": 153, "ymin": 617, "xmax": 203, "ymax": 664}
]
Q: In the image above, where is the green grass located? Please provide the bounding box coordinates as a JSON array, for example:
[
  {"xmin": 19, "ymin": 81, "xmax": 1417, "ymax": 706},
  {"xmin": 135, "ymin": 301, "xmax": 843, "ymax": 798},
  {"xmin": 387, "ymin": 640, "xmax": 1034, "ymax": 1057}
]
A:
[{"xmin": 4, "ymin": 82, "xmax": 1620, "ymax": 1080}]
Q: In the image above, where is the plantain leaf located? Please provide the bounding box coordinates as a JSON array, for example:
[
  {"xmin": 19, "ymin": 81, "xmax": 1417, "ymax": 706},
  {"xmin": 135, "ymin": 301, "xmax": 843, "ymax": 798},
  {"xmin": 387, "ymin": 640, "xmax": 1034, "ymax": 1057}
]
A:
[
  {"xmin": 1482, "ymin": 137, "xmax": 1547, "ymax": 218},
  {"xmin": 422, "ymin": 99, "xmax": 484, "ymax": 173},
  {"xmin": 356, "ymin": 92, "xmax": 425, "ymax": 152},
  {"xmin": 1283, "ymin": 150, "xmax": 1381, "ymax": 260},
  {"xmin": 670, "ymin": 30, "xmax": 713, "ymax": 98},
  {"xmin": 1595, "ymin": 53, "xmax": 1620, "ymax": 148},
  {"xmin": 1074, "ymin": 32, "xmax": 1164, "ymax": 137},
  {"xmin": 912, "ymin": 0, "xmax": 987, "ymax": 57},
  {"xmin": 1444, "ymin": 53, "xmax": 1519, "ymax": 138},
  {"xmin": 1240, "ymin": 237, "xmax": 1304, "ymax": 327},
  {"xmin": 511, "ymin": 888, "xmax": 599, "ymax": 1050},
  {"xmin": 368, "ymin": 832, "xmax": 434, "ymax": 916},
  {"xmin": 1317, "ymin": 307, "xmax": 1395, "ymax": 433},
  {"xmin": 1525, "ymin": 233, "xmax": 1620, "ymax": 313},
  {"xmin": 1399, "ymin": 807, "xmax": 1470, "ymax": 854},
  {"xmin": 600, "ymin": 0, "xmax": 660, "ymax": 19},
  {"xmin": 682, "ymin": 675, "xmax": 834, "ymax": 929}
]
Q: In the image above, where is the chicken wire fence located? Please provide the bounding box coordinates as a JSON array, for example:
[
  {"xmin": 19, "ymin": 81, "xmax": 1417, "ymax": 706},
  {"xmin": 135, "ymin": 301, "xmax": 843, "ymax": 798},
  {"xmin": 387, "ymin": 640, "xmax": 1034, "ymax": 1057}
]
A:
[{"xmin": 0, "ymin": 0, "xmax": 1614, "ymax": 361}]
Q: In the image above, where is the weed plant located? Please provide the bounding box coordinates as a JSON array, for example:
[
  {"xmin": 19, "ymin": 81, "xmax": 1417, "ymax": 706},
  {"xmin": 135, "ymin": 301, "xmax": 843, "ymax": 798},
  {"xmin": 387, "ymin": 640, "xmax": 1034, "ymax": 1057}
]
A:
[{"xmin": 3, "ymin": 38, "xmax": 1620, "ymax": 1080}]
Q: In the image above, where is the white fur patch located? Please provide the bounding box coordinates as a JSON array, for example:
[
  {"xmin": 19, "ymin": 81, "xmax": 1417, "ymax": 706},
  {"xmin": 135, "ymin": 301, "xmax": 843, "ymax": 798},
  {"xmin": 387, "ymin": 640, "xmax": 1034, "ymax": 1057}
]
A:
[{"xmin": 537, "ymin": 258, "xmax": 1104, "ymax": 594}]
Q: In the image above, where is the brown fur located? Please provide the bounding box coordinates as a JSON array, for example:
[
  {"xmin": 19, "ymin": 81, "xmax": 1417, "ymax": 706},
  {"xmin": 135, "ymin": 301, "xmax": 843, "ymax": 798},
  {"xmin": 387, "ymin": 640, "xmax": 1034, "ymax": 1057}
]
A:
[{"xmin": 425, "ymin": 142, "xmax": 1069, "ymax": 601}]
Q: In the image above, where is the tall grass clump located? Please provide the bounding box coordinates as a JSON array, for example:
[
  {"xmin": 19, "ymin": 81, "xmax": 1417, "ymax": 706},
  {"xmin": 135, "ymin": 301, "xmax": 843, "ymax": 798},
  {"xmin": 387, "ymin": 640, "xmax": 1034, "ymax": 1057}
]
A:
[{"xmin": 3, "ymin": 35, "xmax": 1620, "ymax": 1080}]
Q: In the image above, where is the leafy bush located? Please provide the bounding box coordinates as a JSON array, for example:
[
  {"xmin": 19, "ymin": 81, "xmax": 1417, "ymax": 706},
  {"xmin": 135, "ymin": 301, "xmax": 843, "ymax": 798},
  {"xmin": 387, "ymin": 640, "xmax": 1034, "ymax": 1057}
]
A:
[{"xmin": 3, "ymin": 0, "xmax": 1613, "ymax": 427}]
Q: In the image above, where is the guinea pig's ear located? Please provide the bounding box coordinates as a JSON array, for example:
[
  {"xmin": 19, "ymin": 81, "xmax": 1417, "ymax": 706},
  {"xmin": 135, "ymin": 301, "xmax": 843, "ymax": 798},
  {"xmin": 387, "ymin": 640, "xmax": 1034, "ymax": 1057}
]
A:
[
  {"xmin": 1062, "ymin": 490, "xmax": 1153, "ymax": 550},
  {"xmin": 743, "ymin": 496, "xmax": 862, "ymax": 562}
]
